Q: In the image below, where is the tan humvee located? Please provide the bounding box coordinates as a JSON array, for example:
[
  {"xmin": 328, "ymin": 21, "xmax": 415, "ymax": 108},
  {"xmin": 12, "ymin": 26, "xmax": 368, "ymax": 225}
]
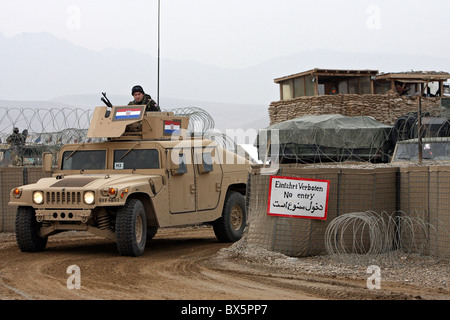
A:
[{"xmin": 10, "ymin": 106, "xmax": 250, "ymax": 256}]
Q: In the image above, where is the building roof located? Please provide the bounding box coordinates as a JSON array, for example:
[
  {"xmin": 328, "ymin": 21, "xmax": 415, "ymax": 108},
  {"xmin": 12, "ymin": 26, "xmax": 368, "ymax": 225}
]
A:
[
  {"xmin": 274, "ymin": 68, "xmax": 379, "ymax": 83},
  {"xmin": 376, "ymin": 71, "xmax": 450, "ymax": 82}
]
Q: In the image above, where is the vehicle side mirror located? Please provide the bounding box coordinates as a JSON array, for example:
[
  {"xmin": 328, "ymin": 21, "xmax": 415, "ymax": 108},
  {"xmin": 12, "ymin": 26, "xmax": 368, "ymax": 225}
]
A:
[{"xmin": 42, "ymin": 152, "xmax": 53, "ymax": 173}]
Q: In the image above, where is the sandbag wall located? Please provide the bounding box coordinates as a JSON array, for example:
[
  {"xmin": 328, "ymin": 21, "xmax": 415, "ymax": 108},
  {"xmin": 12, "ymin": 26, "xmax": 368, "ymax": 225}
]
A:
[
  {"xmin": 269, "ymin": 93, "xmax": 442, "ymax": 126},
  {"xmin": 246, "ymin": 165, "xmax": 398, "ymax": 257}
]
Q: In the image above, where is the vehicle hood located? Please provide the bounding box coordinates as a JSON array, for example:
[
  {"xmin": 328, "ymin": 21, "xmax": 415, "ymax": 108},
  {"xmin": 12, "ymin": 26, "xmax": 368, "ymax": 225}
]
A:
[{"xmin": 20, "ymin": 174, "xmax": 163, "ymax": 190}]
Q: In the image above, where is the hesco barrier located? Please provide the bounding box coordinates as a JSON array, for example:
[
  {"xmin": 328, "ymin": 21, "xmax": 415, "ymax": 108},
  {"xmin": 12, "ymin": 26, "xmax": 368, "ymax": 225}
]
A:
[
  {"xmin": 246, "ymin": 164, "xmax": 449, "ymax": 259},
  {"xmin": 399, "ymin": 166, "xmax": 450, "ymax": 258},
  {"xmin": 0, "ymin": 167, "xmax": 51, "ymax": 232},
  {"xmin": 1, "ymin": 165, "xmax": 449, "ymax": 259}
]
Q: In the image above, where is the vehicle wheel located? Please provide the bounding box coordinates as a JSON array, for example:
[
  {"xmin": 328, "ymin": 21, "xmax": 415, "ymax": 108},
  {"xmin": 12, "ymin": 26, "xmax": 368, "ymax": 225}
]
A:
[
  {"xmin": 147, "ymin": 226, "xmax": 158, "ymax": 241},
  {"xmin": 213, "ymin": 191, "xmax": 247, "ymax": 243},
  {"xmin": 15, "ymin": 206, "xmax": 48, "ymax": 252},
  {"xmin": 115, "ymin": 199, "xmax": 147, "ymax": 257}
]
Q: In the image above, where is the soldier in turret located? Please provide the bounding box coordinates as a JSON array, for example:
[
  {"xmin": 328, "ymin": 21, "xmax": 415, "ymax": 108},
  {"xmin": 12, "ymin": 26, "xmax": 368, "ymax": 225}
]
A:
[{"xmin": 128, "ymin": 85, "xmax": 161, "ymax": 112}]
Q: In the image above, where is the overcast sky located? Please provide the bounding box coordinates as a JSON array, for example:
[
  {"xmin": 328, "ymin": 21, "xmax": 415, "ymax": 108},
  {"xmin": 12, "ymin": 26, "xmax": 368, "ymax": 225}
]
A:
[{"xmin": 0, "ymin": 0, "xmax": 449, "ymax": 69}]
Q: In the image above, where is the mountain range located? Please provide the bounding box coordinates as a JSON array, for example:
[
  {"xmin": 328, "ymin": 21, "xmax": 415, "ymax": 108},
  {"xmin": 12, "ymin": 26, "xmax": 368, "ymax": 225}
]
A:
[{"xmin": 1, "ymin": 31, "xmax": 450, "ymax": 131}]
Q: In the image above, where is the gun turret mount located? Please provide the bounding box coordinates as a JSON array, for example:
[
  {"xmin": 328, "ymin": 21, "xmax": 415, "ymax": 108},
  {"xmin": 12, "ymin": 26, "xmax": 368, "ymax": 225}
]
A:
[{"xmin": 87, "ymin": 106, "xmax": 189, "ymax": 141}]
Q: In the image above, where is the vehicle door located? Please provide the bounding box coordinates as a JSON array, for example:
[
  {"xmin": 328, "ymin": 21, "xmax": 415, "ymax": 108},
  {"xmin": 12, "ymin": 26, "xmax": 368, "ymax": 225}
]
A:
[
  {"xmin": 168, "ymin": 148, "xmax": 196, "ymax": 213},
  {"xmin": 194, "ymin": 146, "xmax": 223, "ymax": 211}
]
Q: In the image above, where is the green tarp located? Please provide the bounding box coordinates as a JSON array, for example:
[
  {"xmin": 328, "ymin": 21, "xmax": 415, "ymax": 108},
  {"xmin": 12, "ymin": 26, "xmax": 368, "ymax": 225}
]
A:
[{"xmin": 257, "ymin": 114, "xmax": 392, "ymax": 149}]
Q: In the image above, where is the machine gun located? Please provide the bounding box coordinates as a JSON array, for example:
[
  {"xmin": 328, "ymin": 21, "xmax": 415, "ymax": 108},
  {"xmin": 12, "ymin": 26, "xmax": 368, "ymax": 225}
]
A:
[
  {"xmin": 101, "ymin": 92, "xmax": 113, "ymax": 108},
  {"xmin": 101, "ymin": 92, "xmax": 113, "ymax": 118}
]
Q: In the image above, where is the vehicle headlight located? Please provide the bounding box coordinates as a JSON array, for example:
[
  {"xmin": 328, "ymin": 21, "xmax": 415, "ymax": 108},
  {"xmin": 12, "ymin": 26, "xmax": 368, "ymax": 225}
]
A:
[
  {"xmin": 84, "ymin": 191, "xmax": 95, "ymax": 205},
  {"xmin": 33, "ymin": 191, "xmax": 44, "ymax": 205}
]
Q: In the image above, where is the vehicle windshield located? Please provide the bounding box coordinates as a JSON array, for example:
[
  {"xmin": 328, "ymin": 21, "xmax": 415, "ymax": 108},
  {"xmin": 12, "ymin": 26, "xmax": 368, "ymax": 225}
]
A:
[
  {"xmin": 62, "ymin": 150, "xmax": 106, "ymax": 170},
  {"xmin": 113, "ymin": 149, "xmax": 159, "ymax": 170},
  {"xmin": 393, "ymin": 142, "xmax": 450, "ymax": 161}
]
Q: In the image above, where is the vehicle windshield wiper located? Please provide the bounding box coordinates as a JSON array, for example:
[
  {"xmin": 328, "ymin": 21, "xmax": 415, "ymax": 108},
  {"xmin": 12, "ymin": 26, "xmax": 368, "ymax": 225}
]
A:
[
  {"xmin": 65, "ymin": 143, "xmax": 85, "ymax": 161},
  {"xmin": 120, "ymin": 142, "xmax": 140, "ymax": 160}
]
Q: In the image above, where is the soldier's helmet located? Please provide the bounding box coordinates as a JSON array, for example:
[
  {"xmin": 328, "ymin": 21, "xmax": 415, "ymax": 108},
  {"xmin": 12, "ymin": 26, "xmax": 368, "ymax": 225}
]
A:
[{"xmin": 13, "ymin": 127, "xmax": 19, "ymax": 134}]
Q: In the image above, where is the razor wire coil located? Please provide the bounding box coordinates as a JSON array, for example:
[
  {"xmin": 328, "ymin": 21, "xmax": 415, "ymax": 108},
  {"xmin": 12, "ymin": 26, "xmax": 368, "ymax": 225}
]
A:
[
  {"xmin": 169, "ymin": 106, "xmax": 215, "ymax": 134},
  {"xmin": 325, "ymin": 211, "xmax": 442, "ymax": 264},
  {"xmin": 3, "ymin": 106, "xmax": 450, "ymax": 166},
  {"xmin": 0, "ymin": 106, "xmax": 232, "ymax": 166},
  {"xmin": 260, "ymin": 112, "xmax": 450, "ymax": 165}
]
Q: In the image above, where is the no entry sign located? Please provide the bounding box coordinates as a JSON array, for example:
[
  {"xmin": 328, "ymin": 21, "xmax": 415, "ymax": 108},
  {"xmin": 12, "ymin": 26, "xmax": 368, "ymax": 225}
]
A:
[{"xmin": 268, "ymin": 176, "xmax": 330, "ymax": 220}]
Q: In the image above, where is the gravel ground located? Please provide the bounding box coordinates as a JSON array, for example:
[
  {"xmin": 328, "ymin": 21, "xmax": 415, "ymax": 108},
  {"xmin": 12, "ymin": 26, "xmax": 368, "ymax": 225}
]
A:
[
  {"xmin": 222, "ymin": 235, "xmax": 449, "ymax": 291},
  {"xmin": 2, "ymin": 231, "xmax": 449, "ymax": 291},
  {"xmin": 1, "ymin": 230, "xmax": 448, "ymax": 299}
]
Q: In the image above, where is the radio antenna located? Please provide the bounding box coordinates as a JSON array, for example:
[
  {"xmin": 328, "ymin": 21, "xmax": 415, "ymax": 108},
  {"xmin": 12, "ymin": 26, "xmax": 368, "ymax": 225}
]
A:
[{"xmin": 157, "ymin": 0, "xmax": 161, "ymax": 107}]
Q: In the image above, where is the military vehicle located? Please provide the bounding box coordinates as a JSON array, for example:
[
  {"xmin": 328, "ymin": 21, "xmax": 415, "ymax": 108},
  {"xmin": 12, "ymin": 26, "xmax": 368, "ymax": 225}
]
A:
[
  {"xmin": 391, "ymin": 137, "xmax": 450, "ymax": 163},
  {"xmin": 10, "ymin": 106, "xmax": 250, "ymax": 256},
  {"xmin": 255, "ymin": 114, "xmax": 394, "ymax": 164}
]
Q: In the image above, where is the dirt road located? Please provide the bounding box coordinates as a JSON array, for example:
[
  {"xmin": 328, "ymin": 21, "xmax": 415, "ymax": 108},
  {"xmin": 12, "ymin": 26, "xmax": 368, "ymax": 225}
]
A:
[{"xmin": 0, "ymin": 226, "xmax": 448, "ymax": 301}]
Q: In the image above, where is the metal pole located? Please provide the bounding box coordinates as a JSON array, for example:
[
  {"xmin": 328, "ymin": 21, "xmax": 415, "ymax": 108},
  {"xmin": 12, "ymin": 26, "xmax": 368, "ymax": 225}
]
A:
[
  {"xmin": 157, "ymin": 0, "xmax": 160, "ymax": 107},
  {"xmin": 418, "ymin": 78, "xmax": 431, "ymax": 165},
  {"xmin": 418, "ymin": 96, "xmax": 423, "ymax": 165}
]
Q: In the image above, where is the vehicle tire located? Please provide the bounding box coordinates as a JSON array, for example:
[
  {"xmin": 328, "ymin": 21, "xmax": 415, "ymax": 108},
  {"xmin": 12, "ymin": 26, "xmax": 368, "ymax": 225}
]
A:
[
  {"xmin": 115, "ymin": 199, "xmax": 148, "ymax": 257},
  {"xmin": 213, "ymin": 191, "xmax": 247, "ymax": 243},
  {"xmin": 15, "ymin": 206, "xmax": 48, "ymax": 252}
]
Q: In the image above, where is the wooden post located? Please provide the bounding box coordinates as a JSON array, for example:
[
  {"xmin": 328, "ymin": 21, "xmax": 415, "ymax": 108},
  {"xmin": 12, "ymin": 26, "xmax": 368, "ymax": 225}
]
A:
[
  {"xmin": 303, "ymin": 77, "xmax": 306, "ymax": 97},
  {"xmin": 314, "ymin": 76, "xmax": 319, "ymax": 96}
]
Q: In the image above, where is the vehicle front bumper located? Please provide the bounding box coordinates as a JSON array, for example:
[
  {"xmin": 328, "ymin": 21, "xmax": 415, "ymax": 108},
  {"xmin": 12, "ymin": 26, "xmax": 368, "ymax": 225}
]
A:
[{"xmin": 35, "ymin": 209, "xmax": 92, "ymax": 223}]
